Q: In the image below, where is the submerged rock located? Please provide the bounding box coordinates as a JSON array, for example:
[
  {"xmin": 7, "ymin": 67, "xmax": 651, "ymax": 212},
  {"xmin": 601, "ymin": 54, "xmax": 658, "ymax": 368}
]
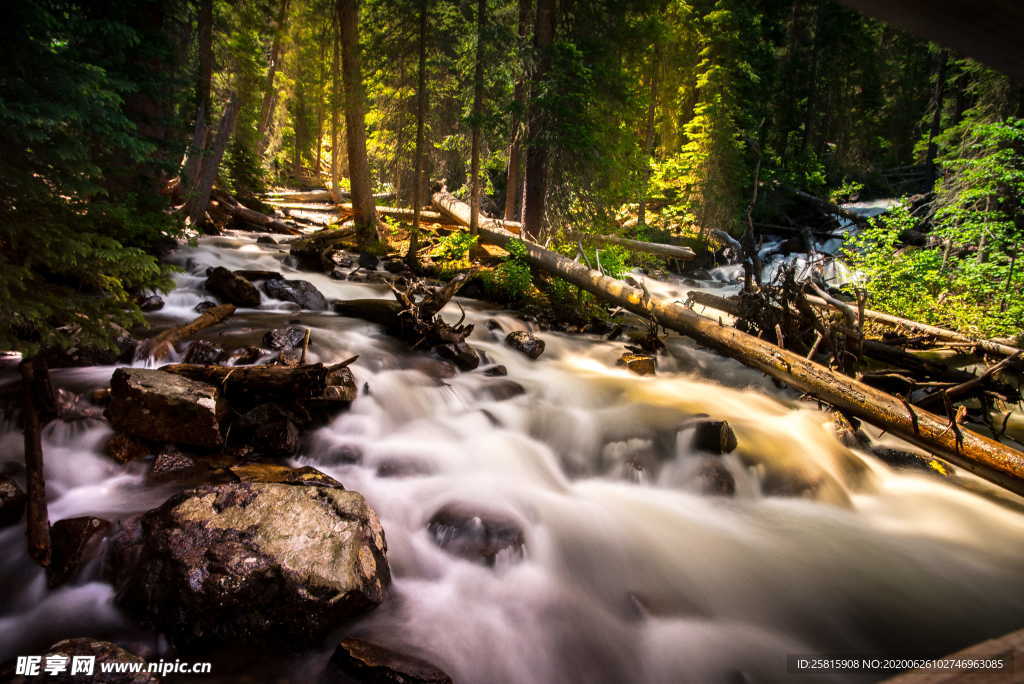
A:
[
  {"xmin": 691, "ymin": 458, "xmax": 736, "ymax": 497},
  {"xmin": 47, "ymin": 516, "xmax": 112, "ymax": 588},
  {"xmin": 256, "ymin": 235, "xmax": 278, "ymax": 245},
  {"xmin": 194, "ymin": 300, "xmax": 218, "ymax": 314},
  {"xmin": 434, "ymin": 342, "xmax": 480, "ymax": 371},
  {"xmin": 205, "ymin": 266, "xmax": 261, "ymax": 307},
  {"xmin": 262, "ymin": 278, "xmax": 328, "ymax": 311},
  {"xmin": 325, "ymin": 638, "xmax": 452, "ymax": 684},
  {"xmin": 617, "ymin": 352, "xmax": 656, "ymax": 376},
  {"xmin": 0, "ymin": 476, "xmax": 26, "ymax": 528},
  {"xmin": 427, "ymin": 502, "xmax": 525, "ymax": 566},
  {"xmin": 105, "ymin": 369, "xmax": 226, "ymax": 449},
  {"xmin": 505, "ymin": 331, "xmax": 545, "ymax": 359},
  {"xmin": 110, "ymin": 480, "xmax": 390, "ymax": 651},
  {"xmin": 3, "ymin": 638, "xmax": 158, "ymax": 684},
  {"xmin": 234, "ymin": 403, "xmax": 300, "ymax": 457}
]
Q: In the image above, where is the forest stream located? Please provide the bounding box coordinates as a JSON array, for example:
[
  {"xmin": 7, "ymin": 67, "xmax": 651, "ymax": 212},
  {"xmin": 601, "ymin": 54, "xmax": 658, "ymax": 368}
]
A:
[{"xmin": 2, "ymin": 221, "xmax": 1023, "ymax": 683}]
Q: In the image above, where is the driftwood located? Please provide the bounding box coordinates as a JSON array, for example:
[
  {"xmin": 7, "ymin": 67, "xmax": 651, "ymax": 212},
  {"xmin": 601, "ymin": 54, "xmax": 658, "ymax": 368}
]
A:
[
  {"xmin": 211, "ymin": 191, "xmax": 303, "ymax": 235},
  {"xmin": 565, "ymin": 231, "xmax": 696, "ymax": 261},
  {"xmin": 433, "ymin": 189, "xmax": 1024, "ymax": 494},
  {"xmin": 136, "ymin": 304, "xmax": 236, "ymax": 361},
  {"xmin": 20, "ymin": 359, "xmax": 51, "ymax": 567}
]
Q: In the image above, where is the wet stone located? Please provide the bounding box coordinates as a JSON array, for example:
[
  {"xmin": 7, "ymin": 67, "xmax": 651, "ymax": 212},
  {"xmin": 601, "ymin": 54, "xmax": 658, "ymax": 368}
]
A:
[
  {"xmin": 235, "ymin": 403, "xmax": 300, "ymax": 457},
  {"xmin": 194, "ymin": 300, "xmax": 218, "ymax": 314},
  {"xmin": 263, "ymin": 326, "xmax": 308, "ymax": 351},
  {"xmin": 222, "ymin": 345, "xmax": 264, "ymax": 366},
  {"xmin": 256, "ymin": 235, "xmax": 278, "ymax": 245},
  {"xmin": 357, "ymin": 253, "xmax": 380, "ymax": 270},
  {"xmin": 147, "ymin": 448, "xmax": 200, "ymax": 483},
  {"xmin": 434, "ymin": 342, "xmax": 480, "ymax": 371},
  {"xmin": 182, "ymin": 339, "xmax": 224, "ymax": 365},
  {"xmin": 109, "ymin": 481, "xmax": 390, "ymax": 651},
  {"xmin": 692, "ymin": 458, "xmax": 736, "ymax": 497},
  {"xmin": 325, "ymin": 638, "xmax": 452, "ymax": 684},
  {"xmin": 0, "ymin": 476, "xmax": 26, "ymax": 528},
  {"xmin": 47, "ymin": 516, "xmax": 112, "ymax": 588},
  {"xmin": 480, "ymin": 364, "xmax": 508, "ymax": 377},
  {"xmin": 205, "ymin": 266, "xmax": 261, "ymax": 307},
  {"xmin": 262, "ymin": 278, "xmax": 328, "ymax": 311},
  {"xmin": 4, "ymin": 638, "xmax": 158, "ymax": 684},
  {"xmin": 617, "ymin": 352, "xmax": 656, "ymax": 376},
  {"xmin": 505, "ymin": 331, "xmax": 545, "ymax": 360},
  {"xmin": 226, "ymin": 463, "xmax": 344, "ymax": 489},
  {"xmin": 688, "ymin": 419, "xmax": 738, "ymax": 455},
  {"xmin": 136, "ymin": 294, "xmax": 164, "ymax": 312},
  {"xmin": 105, "ymin": 433, "xmax": 153, "ymax": 464},
  {"xmin": 427, "ymin": 502, "xmax": 525, "ymax": 566}
]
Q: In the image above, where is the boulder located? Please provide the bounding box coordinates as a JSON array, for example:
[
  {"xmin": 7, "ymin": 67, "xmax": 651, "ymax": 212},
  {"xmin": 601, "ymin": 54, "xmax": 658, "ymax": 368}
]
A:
[
  {"xmin": 47, "ymin": 516, "xmax": 112, "ymax": 588},
  {"xmin": 504, "ymin": 331, "xmax": 545, "ymax": 360},
  {"xmin": 234, "ymin": 404, "xmax": 300, "ymax": 457},
  {"xmin": 687, "ymin": 419, "xmax": 738, "ymax": 455},
  {"xmin": 263, "ymin": 326, "xmax": 308, "ymax": 351},
  {"xmin": 325, "ymin": 638, "xmax": 452, "ymax": 684},
  {"xmin": 182, "ymin": 339, "xmax": 224, "ymax": 365},
  {"xmin": 427, "ymin": 502, "xmax": 525, "ymax": 566},
  {"xmin": 205, "ymin": 266, "xmax": 261, "ymax": 307},
  {"xmin": 105, "ymin": 369, "xmax": 226, "ymax": 449},
  {"xmin": 137, "ymin": 294, "xmax": 165, "ymax": 312},
  {"xmin": 110, "ymin": 481, "xmax": 390, "ymax": 651},
  {"xmin": 105, "ymin": 433, "xmax": 152, "ymax": 464},
  {"xmin": 0, "ymin": 476, "xmax": 26, "ymax": 528},
  {"xmin": 262, "ymin": 278, "xmax": 328, "ymax": 311},
  {"xmin": 434, "ymin": 342, "xmax": 480, "ymax": 371},
  {"xmin": 617, "ymin": 353, "xmax": 656, "ymax": 376},
  {"xmin": 3, "ymin": 638, "xmax": 158, "ymax": 684}
]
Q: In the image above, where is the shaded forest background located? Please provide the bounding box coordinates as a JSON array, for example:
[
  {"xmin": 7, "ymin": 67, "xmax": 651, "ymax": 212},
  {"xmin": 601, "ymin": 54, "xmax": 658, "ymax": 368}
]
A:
[{"xmin": 3, "ymin": 0, "xmax": 1023, "ymax": 356}]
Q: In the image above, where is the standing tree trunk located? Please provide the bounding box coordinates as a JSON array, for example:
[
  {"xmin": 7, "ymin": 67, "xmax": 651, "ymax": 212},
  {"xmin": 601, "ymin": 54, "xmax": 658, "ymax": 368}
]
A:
[
  {"xmin": 20, "ymin": 359, "xmax": 52, "ymax": 567},
  {"xmin": 180, "ymin": 0, "xmax": 214, "ymax": 196},
  {"xmin": 330, "ymin": 16, "xmax": 343, "ymax": 199},
  {"xmin": 926, "ymin": 49, "xmax": 949, "ymax": 185},
  {"xmin": 523, "ymin": 0, "xmax": 556, "ymax": 242},
  {"xmin": 503, "ymin": 0, "xmax": 531, "ymax": 222},
  {"xmin": 337, "ymin": 0, "xmax": 379, "ymax": 249},
  {"xmin": 638, "ymin": 43, "xmax": 660, "ymax": 228},
  {"xmin": 314, "ymin": 37, "xmax": 327, "ymax": 182},
  {"xmin": 469, "ymin": 0, "xmax": 487, "ymax": 236},
  {"xmin": 258, "ymin": 0, "xmax": 292, "ymax": 150},
  {"xmin": 186, "ymin": 94, "xmax": 241, "ymax": 229},
  {"xmin": 407, "ymin": 0, "xmax": 430, "ymax": 265}
]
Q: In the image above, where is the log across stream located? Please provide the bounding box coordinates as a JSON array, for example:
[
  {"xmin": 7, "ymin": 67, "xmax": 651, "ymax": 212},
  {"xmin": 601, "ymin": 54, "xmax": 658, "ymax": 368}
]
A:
[{"xmin": 1, "ymin": 230, "xmax": 1023, "ymax": 682}]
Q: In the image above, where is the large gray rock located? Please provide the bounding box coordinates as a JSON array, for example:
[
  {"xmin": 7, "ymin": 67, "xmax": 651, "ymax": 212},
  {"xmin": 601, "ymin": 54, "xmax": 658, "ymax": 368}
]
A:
[
  {"xmin": 262, "ymin": 278, "xmax": 328, "ymax": 310},
  {"xmin": 105, "ymin": 369, "xmax": 226, "ymax": 449},
  {"xmin": 110, "ymin": 480, "xmax": 390, "ymax": 651},
  {"xmin": 205, "ymin": 266, "xmax": 261, "ymax": 307}
]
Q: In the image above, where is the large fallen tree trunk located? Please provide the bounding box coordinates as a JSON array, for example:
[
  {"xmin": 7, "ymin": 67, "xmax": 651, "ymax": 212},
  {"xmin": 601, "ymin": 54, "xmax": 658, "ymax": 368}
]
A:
[
  {"xmin": 211, "ymin": 191, "xmax": 303, "ymax": 235},
  {"xmin": 432, "ymin": 191, "xmax": 522, "ymax": 235},
  {"xmin": 136, "ymin": 304, "xmax": 236, "ymax": 361},
  {"xmin": 433, "ymin": 190, "xmax": 1024, "ymax": 494},
  {"xmin": 784, "ymin": 186, "xmax": 868, "ymax": 226},
  {"xmin": 161, "ymin": 363, "xmax": 329, "ymax": 400},
  {"xmin": 267, "ymin": 200, "xmax": 460, "ymax": 227},
  {"xmin": 264, "ymin": 189, "xmax": 395, "ymax": 203},
  {"xmin": 565, "ymin": 231, "xmax": 696, "ymax": 261},
  {"xmin": 804, "ymin": 294, "xmax": 1022, "ymax": 358}
]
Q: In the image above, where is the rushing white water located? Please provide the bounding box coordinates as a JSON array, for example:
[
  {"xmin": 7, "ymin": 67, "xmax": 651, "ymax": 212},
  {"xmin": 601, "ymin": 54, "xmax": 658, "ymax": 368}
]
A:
[{"xmin": 1, "ymin": 229, "xmax": 1022, "ymax": 683}]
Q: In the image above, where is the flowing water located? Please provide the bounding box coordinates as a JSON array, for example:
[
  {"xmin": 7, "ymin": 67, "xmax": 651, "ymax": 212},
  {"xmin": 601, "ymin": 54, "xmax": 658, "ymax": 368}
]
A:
[{"xmin": 1, "ymin": 227, "xmax": 1023, "ymax": 683}]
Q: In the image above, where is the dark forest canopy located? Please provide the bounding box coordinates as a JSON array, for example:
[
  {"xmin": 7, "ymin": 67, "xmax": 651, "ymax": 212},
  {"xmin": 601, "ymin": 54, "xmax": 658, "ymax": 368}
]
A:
[{"xmin": 2, "ymin": 0, "xmax": 1024, "ymax": 355}]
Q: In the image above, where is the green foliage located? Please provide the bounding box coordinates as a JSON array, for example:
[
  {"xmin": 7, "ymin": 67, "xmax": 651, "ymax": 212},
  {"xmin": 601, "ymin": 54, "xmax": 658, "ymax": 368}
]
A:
[
  {"xmin": 0, "ymin": 0, "xmax": 178, "ymax": 356},
  {"xmin": 431, "ymin": 231, "xmax": 479, "ymax": 261},
  {"xmin": 482, "ymin": 238, "xmax": 532, "ymax": 302},
  {"xmin": 843, "ymin": 119, "xmax": 1024, "ymax": 337}
]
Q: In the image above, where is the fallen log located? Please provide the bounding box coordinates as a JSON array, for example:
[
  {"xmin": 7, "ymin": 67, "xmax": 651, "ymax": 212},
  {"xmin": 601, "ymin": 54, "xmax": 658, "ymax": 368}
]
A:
[
  {"xmin": 917, "ymin": 352, "xmax": 1023, "ymax": 410},
  {"xmin": 136, "ymin": 304, "xmax": 236, "ymax": 361},
  {"xmin": 20, "ymin": 359, "xmax": 51, "ymax": 567},
  {"xmin": 265, "ymin": 199, "xmax": 458, "ymax": 226},
  {"xmin": 784, "ymin": 186, "xmax": 868, "ymax": 226},
  {"xmin": 211, "ymin": 191, "xmax": 303, "ymax": 235},
  {"xmin": 431, "ymin": 192, "xmax": 522, "ymax": 235},
  {"xmin": 805, "ymin": 294, "xmax": 1022, "ymax": 358},
  {"xmin": 433, "ymin": 190, "xmax": 1024, "ymax": 494},
  {"xmin": 565, "ymin": 231, "xmax": 696, "ymax": 261},
  {"xmin": 264, "ymin": 189, "xmax": 395, "ymax": 203},
  {"xmin": 160, "ymin": 363, "xmax": 328, "ymax": 400}
]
